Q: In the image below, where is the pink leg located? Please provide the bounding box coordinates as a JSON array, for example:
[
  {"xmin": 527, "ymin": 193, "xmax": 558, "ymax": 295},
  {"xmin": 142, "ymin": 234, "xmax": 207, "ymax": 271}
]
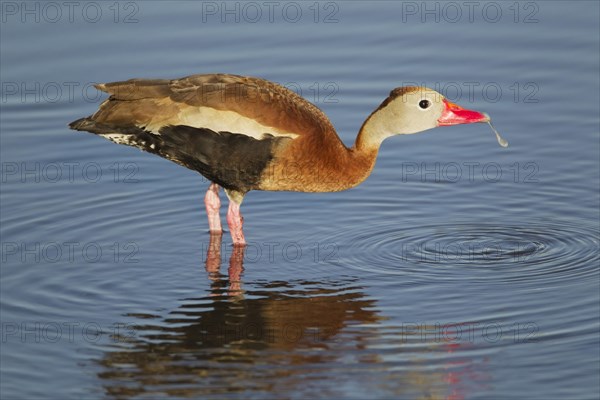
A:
[
  {"xmin": 204, "ymin": 183, "xmax": 223, "ymax": 233},
  {"xmin": 227, "ymin": 201, "xmax": 246, "ymax": 246}
]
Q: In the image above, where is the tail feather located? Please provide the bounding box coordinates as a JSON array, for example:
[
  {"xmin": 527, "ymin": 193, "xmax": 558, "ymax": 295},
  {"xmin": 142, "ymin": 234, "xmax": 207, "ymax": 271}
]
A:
[
  {"xmin": 69, "ymin": 117, "xmax": 162, "ymax": 151},
  {"xmin": 69, "ymin": 117, "xmax": 143, "ymax": 136},
  {"xmin": 68, "ymin": 117, "xmax": 194, "ymax": 173},
  {"xmin": 69, "ymin": 116, "xmax": 95, "ymax": 131}
]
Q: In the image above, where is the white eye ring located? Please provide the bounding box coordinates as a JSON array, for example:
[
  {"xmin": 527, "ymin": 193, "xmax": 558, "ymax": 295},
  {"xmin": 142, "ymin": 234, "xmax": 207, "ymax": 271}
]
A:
[{"xmin": 419, "ymin": 99, "xmax": 431, "ymax": 109}]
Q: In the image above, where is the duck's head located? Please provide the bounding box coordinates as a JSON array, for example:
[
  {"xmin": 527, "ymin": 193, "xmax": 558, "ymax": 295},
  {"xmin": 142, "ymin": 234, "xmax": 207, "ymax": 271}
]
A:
[{"xmin": 357, "ymin": 86, "xmax": 491, "ymax": 149}]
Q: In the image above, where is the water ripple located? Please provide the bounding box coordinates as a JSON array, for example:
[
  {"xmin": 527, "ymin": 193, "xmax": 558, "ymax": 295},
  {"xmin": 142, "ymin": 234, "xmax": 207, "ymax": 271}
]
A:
[{"xmin": 334, "ymin": 219, "xmax": 599, "ymax": 285}]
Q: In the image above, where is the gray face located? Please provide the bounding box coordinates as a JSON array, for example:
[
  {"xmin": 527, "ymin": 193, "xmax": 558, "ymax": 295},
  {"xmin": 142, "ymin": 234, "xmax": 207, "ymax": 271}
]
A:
[{"xmin": 384, "ymin": 88, "xmax": 447, "ymax": 135}]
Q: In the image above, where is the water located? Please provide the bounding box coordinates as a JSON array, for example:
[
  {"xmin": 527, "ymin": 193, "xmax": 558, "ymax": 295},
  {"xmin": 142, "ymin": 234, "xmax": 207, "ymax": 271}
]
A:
[{"xmin": 1, "ymin": 1, "xmax": 599, "ymax": 399}]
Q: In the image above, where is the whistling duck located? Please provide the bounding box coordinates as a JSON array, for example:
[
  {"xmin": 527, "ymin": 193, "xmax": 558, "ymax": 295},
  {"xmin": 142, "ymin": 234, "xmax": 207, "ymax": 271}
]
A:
[{"xmin": 70, "ymin": 73, "xmax": 496, "ymax": 245}]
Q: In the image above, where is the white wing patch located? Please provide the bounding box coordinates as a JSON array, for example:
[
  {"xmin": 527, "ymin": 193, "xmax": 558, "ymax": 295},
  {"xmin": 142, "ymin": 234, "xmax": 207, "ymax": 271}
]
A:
[
  {"xmin": 99, "ymin": 133, "xmax": 135, "ymax": 146},
  {"xmin": 143, "ymin": 107, "xmax": 299, "ymax": 140},
  {"xmin": 99, "ymin": 133, "xmax": 152, "ymax": 150}
]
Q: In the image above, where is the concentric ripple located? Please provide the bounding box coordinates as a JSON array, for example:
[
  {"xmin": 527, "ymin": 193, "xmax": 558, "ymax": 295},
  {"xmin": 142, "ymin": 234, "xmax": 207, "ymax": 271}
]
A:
[{"xmin": 334, "ymin": 219, "xmax": 599, "ymax": 285}]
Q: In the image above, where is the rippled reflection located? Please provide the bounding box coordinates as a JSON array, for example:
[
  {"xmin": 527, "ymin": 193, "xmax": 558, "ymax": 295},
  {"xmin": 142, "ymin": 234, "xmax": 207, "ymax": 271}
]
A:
[{"xmin": 96, "ymin": 236, "xmax": 490, "ymax": 399}]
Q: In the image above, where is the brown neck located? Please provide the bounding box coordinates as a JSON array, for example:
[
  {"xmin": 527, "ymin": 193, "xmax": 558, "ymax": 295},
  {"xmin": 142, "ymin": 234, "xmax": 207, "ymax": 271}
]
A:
[
  {"xmin": 309, "ymin": 129, "xmax": 380, "ymax": 192},
  {"xmin": 341, "ymin": 142, "xmax": 379, "ymax": 190},
  {"xmin": 312, "ymin": 115, "xmax": 385, "ymax": 191}
]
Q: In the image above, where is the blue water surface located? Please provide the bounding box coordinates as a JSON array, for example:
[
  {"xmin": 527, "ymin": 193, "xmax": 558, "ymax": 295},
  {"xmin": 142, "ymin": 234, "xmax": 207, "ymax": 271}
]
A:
[{"xmin": 1, "ymin": 1, "xmax": 599, "ymax": 399}]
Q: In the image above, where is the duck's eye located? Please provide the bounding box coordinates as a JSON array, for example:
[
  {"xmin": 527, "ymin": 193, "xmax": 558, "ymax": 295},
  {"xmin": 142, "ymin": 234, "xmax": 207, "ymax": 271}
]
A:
[{"xmin": 419, "ymin": 99, "xmax": 431, "ymax": 109}]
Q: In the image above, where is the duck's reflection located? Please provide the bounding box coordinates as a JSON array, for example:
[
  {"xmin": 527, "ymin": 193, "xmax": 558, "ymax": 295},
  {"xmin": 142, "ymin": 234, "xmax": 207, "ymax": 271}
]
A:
[
  {"xmin": 98, "ymin": 235, "xmax": 485, "ymax": 399},
  {"xmin": 99, "ymin": 235, "xmax": 382, "ymax": 397},
  {"xmin": 204, "ymin": 233, "xmax": 244, "ymax": 296}
]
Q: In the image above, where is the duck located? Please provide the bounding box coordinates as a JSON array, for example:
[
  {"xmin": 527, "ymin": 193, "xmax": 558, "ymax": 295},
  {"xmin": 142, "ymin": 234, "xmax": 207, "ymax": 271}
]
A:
[{"xmin": 70, "ymin": 73, "xmax": 491, "ymax": 245}]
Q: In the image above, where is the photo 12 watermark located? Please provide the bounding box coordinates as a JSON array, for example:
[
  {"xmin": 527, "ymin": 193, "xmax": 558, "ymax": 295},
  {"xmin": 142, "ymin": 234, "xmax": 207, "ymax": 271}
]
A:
[
  {"xmin": 201, "ymin": 240, "xmax": 339, "ymax": 263},
  {"xmin": 1, "ymin": 321, "xmax": 139, "ymax": 344},
  {"xmin": 398, "ymin": 239, "xmax": 541, "ymax": 263},
  {"xmin": 1, "ymin": 81, "xmax": 102, "ymax": 104},
  {"xmin": 399, "ymin": 162, "xmax": 540, "ymax": 183},
  {"xmin": 1, "ymin": 162, "xmax": 140, "ymax": 184},
  {"xmin": 398, "ymin": 321, "xmax": 539, "ymax": 344},
  {"xmin": 399, "ymin": 1, "xmax": 540, "ymax": 24},
  {"xmin": 1, "ymin": 1, "xmax": 140, "ymax": 24},
  {"xmin": 199, "ymin": 1, "xmax": 340, "ymax": 23},
  {"xmin": 399, "ymin": 81, "xmax": 540, "ymax": 104},
  {"xmin": 1, "ymin": 241, "xmax": 140, "ymax": 264}
]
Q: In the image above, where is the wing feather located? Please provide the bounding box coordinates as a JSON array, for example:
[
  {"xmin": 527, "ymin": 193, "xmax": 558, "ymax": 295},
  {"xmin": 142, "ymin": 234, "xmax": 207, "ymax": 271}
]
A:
[{"xmin": 92, "ymin": 74, "xmax": 335, "ymax": 139}]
